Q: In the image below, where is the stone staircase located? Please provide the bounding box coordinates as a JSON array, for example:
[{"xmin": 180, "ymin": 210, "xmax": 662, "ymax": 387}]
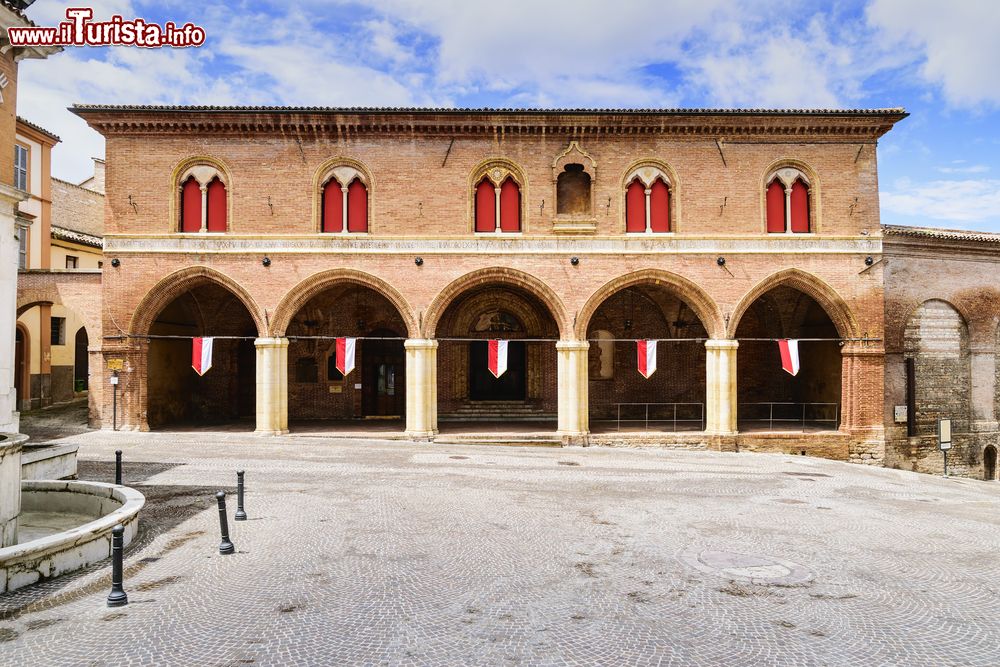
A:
[{"xmin": 439, "ymin": 400, "xmax": 556, "ymax": 422}]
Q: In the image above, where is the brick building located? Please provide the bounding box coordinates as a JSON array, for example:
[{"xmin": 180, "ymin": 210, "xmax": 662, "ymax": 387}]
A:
[
  {"xmin": 70, "ymin": 105, "xmax": 904, "ymax": 463},
  {"xmin": 14, "ymin": 141, "xmax": 104, "ymax": 411}
]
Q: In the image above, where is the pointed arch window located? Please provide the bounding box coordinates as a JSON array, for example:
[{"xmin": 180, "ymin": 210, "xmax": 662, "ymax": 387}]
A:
[
  {"xmin": 319, "ymin": 163, "xmax": 370, "ymax": 234},
  {"xmin": 473, "ymin": 163, "xmax": 522, "ymax": 233},
  {"xmin": 178, "ymin": 163, "xmax": 228, "ymax": 233},
  {"xmin": 624, "ymin": 165, "xmax": 672, "ymax": 233},
  {"xmin": 766, "ymin": 167, "xmax": 811, "ymax": 233}
]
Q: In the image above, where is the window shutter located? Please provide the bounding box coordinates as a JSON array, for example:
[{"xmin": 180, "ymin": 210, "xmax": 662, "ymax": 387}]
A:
[
  {"xmin": 790, "ymin": 179, "xmax": 810, "ymax": 233},
  {"xmin": 347, "ymin": 179, "xmax": 368, "ymax": 232},
  {"xmin": 181, "ymin": 177, "xmax": 202, "ymax": 232},
  {"xmin": 322, "ymin": 178, "xmax": 343, "ymax": 233},
  {"xmin": 499, "ymin": 177, "xmax": 520, "ymax": 232},
  {"xmin": 766, "ymin": 180, "xmax": 785, "ymax": 233},
  {"xmin": 625, "ymin": 180, "xmax": 645, "ymax": 232},
  {"xmin": 206, "ymin": 178, "xmax": 227, "ymax": 232},
  {"xmin": 475, "ymin": 179, "xmax": 496, "ymax": 232},
  {"xmin": 649, "ymin": 178, "xmax": 670, "ymax": 233}
]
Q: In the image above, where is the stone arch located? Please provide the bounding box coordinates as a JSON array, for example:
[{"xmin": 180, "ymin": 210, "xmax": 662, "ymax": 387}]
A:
[
  {"xmin": 271, "ymin": 268, "xmax": 418, "ymax": 338},
  {"xmin": 576, "ymin": 269, "xmax": 725, "ymax": 340},
  {"xmin": 728, "ymin": 269, "xmax": 857, "ymax": 339},
  {"xmin": 169, "ymin": 155, "xmax": 234, "ymax": 234},
  {"xmin": 760, "ymin": 157, "xmax": 821, "ymax": 233},
  {"xmin": 468, "ymin": 157, "xmax": 528, "ymax": 233},
  {"xmin": 129, "ymin": 266, "xmax": 266, "ymax": 337},
  {"xmin": 312, "ymin": 156, "xmax": 375, "ymax": 233},
  {"xmin": 423, "ymin": 268, "xmax": 571, "ymax": 340}
]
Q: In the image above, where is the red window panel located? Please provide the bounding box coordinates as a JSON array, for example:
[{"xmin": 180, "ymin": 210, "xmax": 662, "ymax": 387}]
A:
[
  {"xmin": 499, "ymin": 177, "xmax": 520, "ymax": 232},
  {"xmin": 347, "ymin": 179, "xmax": 368, "ymax": 233},
  {"xmin": 475, "ymin": 178, "xmax": 496, "ymax": 232},
  {"xmin": 181, "ymin": 177, "xmax": 201, "ymax": 232},
  {"xmin": 625, "ymin": 179, "xmax": 646, "ymax": 232},
  {"xmin": 206, "ymin": 178, "xmax": 227, "ymax": 232},
  {"xmin": 649, "ymin": 178, "xmax": 670, "ymax": 233},
  {"xmin": 790, "ymin": 179, "xmax": 810, "ymax": 233},
  {"xmin": 766, "ymin": 180, "xmax": 786, "ymax": 233},
  {"xmin": 322, "ymin": 178, "xmax": 343, "ymax": 233}
]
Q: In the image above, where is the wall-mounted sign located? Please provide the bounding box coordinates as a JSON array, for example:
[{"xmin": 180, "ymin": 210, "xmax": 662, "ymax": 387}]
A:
[
  {"xmin": 107, "ymin": 358, "xmax": 124, "ymax": 371},
  {"xmin": 894, "ymin": 405, "xmax": 907, "ymax": 423},
  {"xmin": 938, "ymin": 418, "xmax": 952, "ymax": 451}
]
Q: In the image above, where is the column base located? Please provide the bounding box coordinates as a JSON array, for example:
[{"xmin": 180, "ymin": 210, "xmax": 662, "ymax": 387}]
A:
[
  {"xmin": 405, "ymin": 429, "xmax": 438, "ymax": 442},
  {"xmin": 255, "ymin": 428, "xmax": 289, "ymax": 436},
  {"xmin": 558, "ymin": 431, "xmax": 590, "ymax": 447}
]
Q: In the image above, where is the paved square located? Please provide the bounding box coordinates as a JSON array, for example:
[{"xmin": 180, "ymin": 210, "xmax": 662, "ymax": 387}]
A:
[{"xmin": 3, "ymin": 431, "xmax": 1000, "ymax": 666}]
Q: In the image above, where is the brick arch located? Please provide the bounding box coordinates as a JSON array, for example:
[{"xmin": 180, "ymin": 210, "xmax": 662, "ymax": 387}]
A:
[
  {"xmin": 728, "ymin": 268, "xmax": 858, "ymax": 339},
  {"xmin": 17, "ymin": 271, "xmax": 103, "ymax": 339},
  {"xmin": 423, "ymin": 268, "xmax": 571, "ymax": 340},
  {"xmin": 129, "ymin": 266, "xmax": 266, "ymax": 337},
  {"xmin": 270, "ymin": 268, "xmax": 418, "ymax": 338},
  {"xmin": 576, "ymin": 269, "xmax": 725, "ymax": 340}
]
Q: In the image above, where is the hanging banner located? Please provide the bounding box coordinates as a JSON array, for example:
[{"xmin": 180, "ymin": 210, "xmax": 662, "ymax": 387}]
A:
[
  {"xmin": 192, "ymin": 337, "xmax": 214, "ymax": 376},
  {"xmin": 637, "ymin": 339, "xmax": 657, "ymax": 378},
  {"xmin": 336, "ymin": 337, "xmax": 357, "ymax": 376},
  {"xmin": 488, "ymin": 339, "xmax": 508, "ymax": 378},
  {"xmin": 778, "ymin": 339, "xmax": 800, "ymax": 376}
]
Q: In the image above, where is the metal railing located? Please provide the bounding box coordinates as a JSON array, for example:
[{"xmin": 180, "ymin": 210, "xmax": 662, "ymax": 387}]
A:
[
  {"xmin": 613, "ymin": 402, "xmax": 705, "ymax": 432},
  {"xmin": 738, "ymin": 402, "xmax": 839, "ymax": 430}
]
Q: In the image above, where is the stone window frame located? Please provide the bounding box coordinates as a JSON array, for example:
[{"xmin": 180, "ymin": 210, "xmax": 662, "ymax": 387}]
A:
[
  {"xmin": 551, "ymin": 141, "xmax": 597, "ymax": 230},
  {"xmin": 468, "ymin": 157, "xmax": 527, "ymax": 235},
  {"xmin": 170, "ymin": 156, "xmax": 234, "ymax": 234},
  {"xmin": 761, "ymin": 159, "xmax": 820, "ymax": 235},
  {"xmin": 620, "ymin": 159, "xmax": 680, "ymax": 235},
  {"xmin": 312, "ymin": 157, "xmax": 374, "ymax": 235}
]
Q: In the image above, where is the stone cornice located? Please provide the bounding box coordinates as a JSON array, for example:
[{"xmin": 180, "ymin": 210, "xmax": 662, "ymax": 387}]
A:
[
  {"xmin": 71, "ymin": 106, "xmax": 908, "ymax": 141},
  {"xmin": 104, "ymin": 234, "xmax": 881, "ymax": 256}
]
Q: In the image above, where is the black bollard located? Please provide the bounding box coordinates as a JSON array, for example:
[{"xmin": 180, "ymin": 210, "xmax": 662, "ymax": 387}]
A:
[
  {"xmin": 216, "ymin": 491, "xmax": 235, "ymax": 555},
  {"xmin": 106, "ymin": 524, "xmax": 128, "ymax": 607},
  {"xmin": 115, "ymin": 449, "xmax": 122, "ymax": 486},
  {"xmin": 235, "ymin": 470, "xmax": 247, "ymax": 521}
]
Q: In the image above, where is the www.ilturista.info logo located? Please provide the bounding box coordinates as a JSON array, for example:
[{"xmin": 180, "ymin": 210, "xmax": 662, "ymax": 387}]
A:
[{"xmin": 7, "ymin": 8, "xmax": 206, "ymax": 48}]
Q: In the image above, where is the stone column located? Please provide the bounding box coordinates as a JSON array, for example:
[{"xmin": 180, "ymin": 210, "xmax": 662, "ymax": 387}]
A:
[
  {"xmin": 255, "ymin": 337, "xmax": 288, "ymax": 436},
  {"xmin": 705, "ymin": 340, "xmax": 739, "ymax": 434},
  {"xmin": 557, "ymin": 341, "xmax": 590, "ymax": 442},
  {"xmin": 405, "ymin": 339, "xmax": 438, "ymax": 440},
  {"xmin": 0, "ymin": 184, "xmax": 29, "ymax": 432},
  {"xmin": 970, "ymin": 343, "xmax": 998, "ymax": 433}
]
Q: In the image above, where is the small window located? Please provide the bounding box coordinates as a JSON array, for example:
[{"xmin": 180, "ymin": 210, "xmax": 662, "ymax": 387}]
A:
[
  {"xmin": 295, "ymin": 357, "xmax": 318, "ymax": 383},
  {"xmin": 319, "ymin": 165, "xmax": 369, "ymax": 234},
  {"xmin": 16, "ymin": 225, "xmax": 27, "ymax": 269},
  {"xmin": 14, "ymin": 145, "xmax": 28, "ymax": 191},
  {"xmin": 51, "ymin": 316, "xmax": 66, "ymax": 346},
  {"xmin": 98, "ymin": 261, "xmax": 103, "ymax": 269},
  {"xmin": 624, "ymin": 165, "xmax": 673, "ymax": 233},
  {"xmin": 326, "ymin": 355, "xmax": 344, "ymax": 382},
  {"xmin": 65, "ymin": 255, "xmax": 78, "ymax": 269}
]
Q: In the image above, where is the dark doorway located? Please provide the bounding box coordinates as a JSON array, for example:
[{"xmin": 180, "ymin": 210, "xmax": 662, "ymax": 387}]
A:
[
  {"xmin": 237, "ymin": 339, "xmax": 255, "ymax": 417},
  {"xmin": 985, "ymin": 445, "xmax": 997, "ymax": 481},
  {"xmin": 74, "ymin": 327, "xmax": 89, "ymax": 391},
  {"xmin": 15, "ymin": 327, "xmax": 26, "ymax": 408},
  {"xmin": 362, "ymin": 330, "xmax": 405, "ymax": 417},
  {"xmin": 469, "ymin": 340, "xmax": 526, "ymax": 401}
]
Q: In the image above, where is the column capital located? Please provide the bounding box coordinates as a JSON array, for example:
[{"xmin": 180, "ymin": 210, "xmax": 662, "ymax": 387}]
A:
[
  {"xmin": 404, "ymin": 338, "xmax": 439, "ymax": 350},
  {"xmin": 705, "ymin": 339, "xmax": 739, "ymax": 350},
  {"xmin": 254, "ymin": 337, "xmax": 288, "ymax": 349},
  {"xmin": 556, "ymin": 340, "xmax": 590, "ymax": 352}
]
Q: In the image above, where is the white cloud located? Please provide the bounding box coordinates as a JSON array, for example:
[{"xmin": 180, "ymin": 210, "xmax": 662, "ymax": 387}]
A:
[
  {"xmin": 937, "ymin": 164, "xmax": 989, "ymax": 174},
  {"xmin": 867, "ymin": 0, "xmax": 1000, "ymax": 108},
  {"xmin": 881, "ymin": 177, "xmax": 1000, "ymax": 223}
]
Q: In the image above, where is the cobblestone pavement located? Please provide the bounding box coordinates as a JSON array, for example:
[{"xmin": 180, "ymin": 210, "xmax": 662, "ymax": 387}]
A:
[{"xmin": 3, "ymin": 430, "xmax": 1000, "ymax": 666}]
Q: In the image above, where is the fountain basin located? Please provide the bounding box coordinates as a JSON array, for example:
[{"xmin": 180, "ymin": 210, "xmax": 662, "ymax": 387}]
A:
[
  {"xmin": 0, "ymin": 480, "xmax": 144, "ymax": 593},
  {"xmin": 21, "ymin": 443, "xmax": 79, "ymax": 480}
]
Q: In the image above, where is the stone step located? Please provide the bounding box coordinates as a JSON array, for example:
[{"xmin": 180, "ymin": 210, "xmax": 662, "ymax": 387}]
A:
[{"xmin": 433, "ymin": 435, "xmax": 562, "ymax": 447}]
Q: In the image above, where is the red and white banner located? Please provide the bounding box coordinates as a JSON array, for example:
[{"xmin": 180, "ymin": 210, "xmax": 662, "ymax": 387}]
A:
[
  {"xmin": 488, "ymin": 339, "xmax": 508, "ymax": 378},
  {"xmin": 192, "ymin": 337, "xmax": 213, "ymax": 376},
  {"xmin": 336, "ymin": 337, "xmax": 356, "ymax": 376},
  {"xmin": 778, "ymin": 339, "xmax": 800, "ymax": 376},
  {"xmin": 637, "ymin": 339, "xmax": 657, "ymax": 378}
]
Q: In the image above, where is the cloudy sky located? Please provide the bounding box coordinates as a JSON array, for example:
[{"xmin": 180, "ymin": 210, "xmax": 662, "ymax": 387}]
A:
[{"xmin": 17, "ymin": 0, "xmax": 1000, "ymax": 231}]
